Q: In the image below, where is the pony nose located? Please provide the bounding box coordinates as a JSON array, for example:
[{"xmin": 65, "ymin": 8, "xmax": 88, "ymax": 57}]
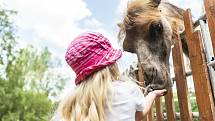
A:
[
  {"xmin": 143, "ymin": 67, "xmax": 158, "ymax": 86},
  {"xmin": 142, "ymin": 66, "xmax": 172, "ymax": 90},
  {"xmin": 149, "ymin": 21, "xmax": 163, "ymax": 37}
]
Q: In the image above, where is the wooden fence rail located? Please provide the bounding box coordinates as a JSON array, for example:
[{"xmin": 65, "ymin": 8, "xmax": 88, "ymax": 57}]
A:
[
  {"xmin": 134, "ymin": 1, "xmax": 215, "ymax": 120},
  {"xmin": 184, "ymin": 9, "xmax": 215, "ymax": 121},
  {"xmin": 171, "ymin": 22, "xmax": 193, "ymax": 121},
  {"xmin": 204, "ymin": 0, "xmax": 215, "ymax": 57}
]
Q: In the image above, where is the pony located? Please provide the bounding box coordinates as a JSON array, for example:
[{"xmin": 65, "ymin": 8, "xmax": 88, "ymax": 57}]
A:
[{"xmin": 118, "ymin": 0, "xmax": 189, "ymax": 92}]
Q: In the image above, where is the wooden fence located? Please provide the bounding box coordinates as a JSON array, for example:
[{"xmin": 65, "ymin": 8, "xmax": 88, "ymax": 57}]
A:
[{"xmin": 136, "ymin": 0, "xmax": 215, "ymax": 120}]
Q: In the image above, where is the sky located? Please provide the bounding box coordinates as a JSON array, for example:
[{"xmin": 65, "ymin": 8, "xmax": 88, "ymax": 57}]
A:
[{"xmin": 3, "ymin": 0, "xmax": 204, "ymax": 93}]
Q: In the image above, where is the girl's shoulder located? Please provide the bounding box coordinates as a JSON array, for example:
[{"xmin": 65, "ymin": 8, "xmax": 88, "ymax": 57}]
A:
[
  {"xmin": 112, "ymin": 79, "xmax": 137, "ymax": 87},
  {"xmin": 111, "ymin": 79, "xmax": 141, "ymax": 96}
]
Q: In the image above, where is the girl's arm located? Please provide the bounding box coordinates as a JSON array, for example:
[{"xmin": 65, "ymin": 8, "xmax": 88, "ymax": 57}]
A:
[{"xmin": 135, "ymin": 89, "xmax": 166, "ymax": 121}]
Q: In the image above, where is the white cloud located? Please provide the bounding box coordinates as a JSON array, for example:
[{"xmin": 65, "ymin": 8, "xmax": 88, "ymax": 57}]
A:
[
  {"xmin": 115, "ymin": 0, "xmax": 130, "ymax": 21},
  {"xmin": 116, "ymin": 0, "xmax": 203, "ymax": 21},
  {"xmin": 3, "ymin": 0, "xmax": 137, "ymax": 57},
  {"xmin": 116, "ymin": 0, "xmax": 129, "ymax": 15},
  {"xmin": 167, "ymin": 0, "xmax": 204, "ymax": 19},
  {"xmin": 3, "ymin": 0, "xmax": 121, "ymax": 90},
  {"xmin": 3, "ymin": 0, "xmax": 109, "ymax": 58}
]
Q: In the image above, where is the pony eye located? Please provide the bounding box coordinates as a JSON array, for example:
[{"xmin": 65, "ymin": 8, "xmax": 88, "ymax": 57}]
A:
[{"xmin": 149, "ymin": 21, "xmax": 163, "ymax": 37}]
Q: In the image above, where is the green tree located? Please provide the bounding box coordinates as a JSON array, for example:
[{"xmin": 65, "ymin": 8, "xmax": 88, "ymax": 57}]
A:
[{"xmin": 0, "ymin": 5, "xmax": 65, "ymax": 121}]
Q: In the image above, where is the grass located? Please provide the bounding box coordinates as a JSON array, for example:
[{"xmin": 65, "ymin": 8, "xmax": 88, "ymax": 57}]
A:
[{"xmin": 151, "ymin": 91, "xmax": 199, "ymax": 121}]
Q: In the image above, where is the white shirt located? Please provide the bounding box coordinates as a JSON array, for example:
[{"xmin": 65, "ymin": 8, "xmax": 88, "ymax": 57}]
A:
[
  {"xmin": 105, "ymin": 80, "xmax": 145, "ymax": 121},
  {"xmin": 52, "ymin": 80, "xmax": 145, "ymax": 121}
]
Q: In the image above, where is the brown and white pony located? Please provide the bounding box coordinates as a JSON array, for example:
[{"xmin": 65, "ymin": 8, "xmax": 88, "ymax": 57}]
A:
[{"xmin": 118, "ymin": 0, "xmax": 189, "ymax": 92}]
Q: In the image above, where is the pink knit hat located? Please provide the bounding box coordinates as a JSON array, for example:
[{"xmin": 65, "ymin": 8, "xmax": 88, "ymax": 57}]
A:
[{"xmin": 65, "ymin": 32, "xmax": 122, "ymax": 85}]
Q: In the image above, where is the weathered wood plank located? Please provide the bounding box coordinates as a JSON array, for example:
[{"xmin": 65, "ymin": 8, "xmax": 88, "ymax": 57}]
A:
[
  {"xmin": 204, "ymin": 0, "xmax": 215, "ymax": 56},
  {"xmin": 184, "ymin": 9, "xmax": 215, "ymax": 121},
  {"xmin": 171, "ymin": 23, "xmax": 193, "ymax": 121},
  {"xmin": 138, "ymin": 63, "xmax": 147, "ymax": 121},
  {"xmin": 148, "ymin": 106, "xmax": 153, "ymax": 121},
  {"xmin": 155, "ymin": 98, "xmax": 164, "ymax": 121},
  {"xmin": 165, "ymin": 89, "xmax": 176, "ymax": 121},
  {"xmin": 199, "ymin": 20, "xmax": 215, "ymax": 101},
  {"xmin": 191, "ymin": 31, "xmax": 215, "ymax": 121}
]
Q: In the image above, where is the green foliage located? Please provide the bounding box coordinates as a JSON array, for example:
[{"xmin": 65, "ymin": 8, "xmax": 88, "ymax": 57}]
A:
[
  {"xmin": 0, "ymin": 47, "xmax": 54, "ymax": 121},
  {"xmin": 0, "ymin": 88, "xmax": 52, "ymax": 121},
  {"xmin": 159, "ymin": 92, "xmax": 199, "ymax": 121},
  {"xmin": 0, "ymin": 6, "xmax": 16, "ymax": 65},
  {"xmin": 0, "ymin": 5, "xmax": 65, "ymax": 121},
  {"xmin": 5, "ymin": 46, "xmax": 51, "ymax": 90}
]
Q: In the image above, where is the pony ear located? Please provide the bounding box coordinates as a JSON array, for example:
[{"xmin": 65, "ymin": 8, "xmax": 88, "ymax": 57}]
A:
[{"xmin": 150, "ymin": 0, "xmax": 161, "ymax": 7}]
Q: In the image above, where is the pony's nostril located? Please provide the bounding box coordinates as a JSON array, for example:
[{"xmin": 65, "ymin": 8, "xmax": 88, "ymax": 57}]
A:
[
  {"xmin": 144, "ymin": 72, "xmax": 151, "ymax": 86},
  {"xmin": 156, "ymin": 23, "xmax": 163, "ymax": 33},
  {"xmin": 156, "ymin": 79, "xmax": 164, "ymax": 85},
  {"xmin": 143, "ymin": 67, "xmax": 158, "ymax": 86},
  {"xmin": 149, "ymin": 21, "xmax": 163, "ymax": 37}
]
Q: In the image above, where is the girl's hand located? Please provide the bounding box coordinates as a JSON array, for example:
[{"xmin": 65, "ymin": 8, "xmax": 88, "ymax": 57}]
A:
[{"xmin": 151, "ymin": 89, "xmax": 167, "ymax": 97}]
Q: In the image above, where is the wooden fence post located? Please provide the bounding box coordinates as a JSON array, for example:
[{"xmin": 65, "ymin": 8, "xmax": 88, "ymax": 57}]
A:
[
  {"xmin": 138, "ymin": 63, "xmax": 148, "ymax": 121},
  {"xmin": 164, "ymin": 89, "xmax": 176, "ymax": 121},
  {"xmin": 155, "ymin": 98, "xmax": 164, "ymax": 121},
  {"xmin": 199, "ymin": 20, "xmax": 215, "ymax": 100},
  {"xmin": 148, "ymin": 107, "xmax": 154, "ymax": 121},
  {"xmin": 184, "ymin": 9, "xmax": 215, "ymax": 121},
  {"xmin": 171, "ymin": 23, "xmax": 193, "ymax": 121},
  {"xmin": 204, "ymin": 0, "xmax": 215, "ymax": 56}
]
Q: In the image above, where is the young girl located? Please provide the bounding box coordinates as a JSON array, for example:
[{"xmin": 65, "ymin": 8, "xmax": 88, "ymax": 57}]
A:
[{"xmin": 57, "ymin": 32, "xmax": 166, "ymax": 121}]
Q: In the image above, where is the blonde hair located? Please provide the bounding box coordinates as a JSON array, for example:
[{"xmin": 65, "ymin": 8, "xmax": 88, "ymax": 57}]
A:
[{"xmin": 57, "ymin": 63, "xmax": 121, "ymax": 121}]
